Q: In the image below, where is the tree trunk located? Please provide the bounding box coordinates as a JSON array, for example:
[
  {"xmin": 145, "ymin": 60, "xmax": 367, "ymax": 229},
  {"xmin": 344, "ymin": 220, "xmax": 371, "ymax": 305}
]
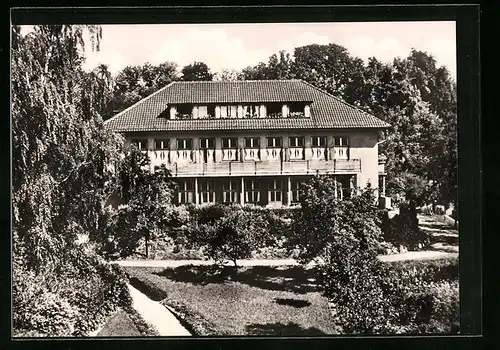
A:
[{"xmin": 145, "ymin": 235, "xmax": 149, "ymax": 259}]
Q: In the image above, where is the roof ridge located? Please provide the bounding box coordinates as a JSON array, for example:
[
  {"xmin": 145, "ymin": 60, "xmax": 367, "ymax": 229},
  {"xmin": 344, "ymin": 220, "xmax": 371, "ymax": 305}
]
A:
[
  {"xmin": 299, "ymin": 79, "xmax": 391, "ymax": 127},
  {"xmin": 171, "ymin": 79, "xmax": 302, "ymax": 84},
  {"xmin": 104, "ymin": 81, "xmax": 176, "ymax": 126}
]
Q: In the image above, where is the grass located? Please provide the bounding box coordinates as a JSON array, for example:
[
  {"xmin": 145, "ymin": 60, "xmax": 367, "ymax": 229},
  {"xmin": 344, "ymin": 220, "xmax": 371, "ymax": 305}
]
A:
[
  {"xmin": 124, "ymin": 265, "xmax": 337, "ymax": 336},
  {"xmin": 96, "ymin": 309, "xmax": 142, "ymax": 337},
  {"xmin": 95, "ymin": 307, "xmax": 159, "ymax": 337}
]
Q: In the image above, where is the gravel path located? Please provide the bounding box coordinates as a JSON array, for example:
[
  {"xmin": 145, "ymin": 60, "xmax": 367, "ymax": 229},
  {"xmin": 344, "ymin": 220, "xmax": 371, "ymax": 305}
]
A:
[
  {"xmin": 115, "ymin": 251, "xmax": 458, "ymax": 269},
  {"xmin": 127, "ymin": 283, "xmax": 191, "ymax": 337}
]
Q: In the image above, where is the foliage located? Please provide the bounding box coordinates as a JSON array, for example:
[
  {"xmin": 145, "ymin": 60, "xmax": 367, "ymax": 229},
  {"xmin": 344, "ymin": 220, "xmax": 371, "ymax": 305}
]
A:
[
  {"xmin": 98, "ymin": 148, "xmax": 178, "ymax": 259},
  {"xmin": 380, "ymin": 202, "xmax": 430, "ymax": 249},
  {"xmin": 13, "ymin": 251, "xmax": 131, "ymax": 337},
  {"xmin": 189, "ymin": 209, "xmax": 270, "ymax": 267},
  {"xmin": 102, "ymin": 61, "xmax": 179, "ymax": 120},
  {"xmin": 289, "ymin": 176, "xmax": 382, "ymax": 264},
  {"xmin": 181, "ymin": 61, "xmax": 213, "ymax": 81}
]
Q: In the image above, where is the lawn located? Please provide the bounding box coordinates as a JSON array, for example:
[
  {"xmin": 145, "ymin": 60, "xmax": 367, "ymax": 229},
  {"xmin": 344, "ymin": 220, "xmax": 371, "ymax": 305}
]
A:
[
  {"xmin": 96, "ymin": 310, "xmax": 142, "ymax": 337},
  {"xmin": 124, "ymin": 265, "xmax": 337, "ymax": 336}
]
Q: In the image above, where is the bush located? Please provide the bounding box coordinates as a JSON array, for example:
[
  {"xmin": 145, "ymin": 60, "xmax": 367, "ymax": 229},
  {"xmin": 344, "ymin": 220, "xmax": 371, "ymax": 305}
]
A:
[
  {"xmin": 189, "ymin": 209, "xmax": 270, "ymax": 267},
  {"xmin": 13, "ymin": 252, "xmax": 132, "ymax": 337},
  {"xmin": 382, "ymin": 202, "xmax": 429, "ymax": 250}
]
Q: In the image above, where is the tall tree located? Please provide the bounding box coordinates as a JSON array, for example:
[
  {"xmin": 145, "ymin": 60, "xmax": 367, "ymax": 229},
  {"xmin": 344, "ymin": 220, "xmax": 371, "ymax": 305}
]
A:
[
  {"xmin": 181, "ymin": 61, "xmax": 213, "ymax": 81},
  {"xmin": 12, "ymin": 24, "xmax": 122, "ymax": 272}
]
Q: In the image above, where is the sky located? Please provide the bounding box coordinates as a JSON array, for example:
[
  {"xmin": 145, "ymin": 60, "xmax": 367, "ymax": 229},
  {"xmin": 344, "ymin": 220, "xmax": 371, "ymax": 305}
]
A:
[{"xmin": 22, "ymin": 22, "xmax": 457, "ymax": 78}]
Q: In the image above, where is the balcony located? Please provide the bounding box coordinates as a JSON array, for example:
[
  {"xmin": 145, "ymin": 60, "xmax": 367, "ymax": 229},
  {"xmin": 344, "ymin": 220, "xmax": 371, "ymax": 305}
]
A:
[{"xmin": 163, "ymin": 159, "xmax": 361, "ymax": 177}]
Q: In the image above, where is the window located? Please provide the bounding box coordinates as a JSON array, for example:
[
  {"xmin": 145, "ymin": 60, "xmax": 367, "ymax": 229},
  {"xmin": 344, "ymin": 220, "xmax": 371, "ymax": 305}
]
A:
[
  {"xmin": 334, "ymin": 137, "xmax": 349, "ymax": 146},
  {"xmin": 131, "ymin": 139, "xmax": 147, "ymax": 150},
  {"xmin": 176, "ymin": 138, "xmax": 193, "ymax": 150},
  {"xmin": 222, "ymin": 137, "xmax": 238, "ymax": 149},
  {"xmin": 311, "ymin": 136, "xmax": 327, "ymax": 147},
  {"xmin": 245, "ymin": 137, "xmax": 260, "ymax": 148},
  {"xmin": 288, "ymin": 102, "xmax": 306, "ymax": 117},
  {"xmin": 243, "ymin": 105, "xmax": 259, "ymax": 118},
  {"xmin": 199, "ymin": 137, "xmax": 215, "ymax": 149},
  {"xmin": 221, "ymin": 105, "xmax": 238, "ymax": 118},
  {"xmin": 223, "ymin": 180, "xmax": 240, "ymax": 203},
  {"xmin": 176, "ymin": 104, "xmax": 193, "ymax": 119},
  {"xmin": 177, "ymin": 180, "xmax": 194, "ymax": 204},
  {"xmin": 267, "ymin": 137, "xmax": 282, "ymax": 148},
  {"xmin": 245, "ymin": 180, "xmax": 260, "ymax": 204},
  {"xmin": 154, "ymin": 139, "xmax": 170, "ymax": 150},
  {"xmin": 200, "ymin": 180, "xmax": 216, "ymax": 204},
  {"xmin": 333, "ymin": 137, "xmax": 349, "ymax": 160},
  {"xmin": 289, "ymin": 136, "xmax": 305, "ymax": 148},
  {"xmin": 268, "ymin": 179, "xmax": 283, "ymax": 203},
  {"xmin": 291, "ymin": 180, "xmax": 303, "ymax": 204}
]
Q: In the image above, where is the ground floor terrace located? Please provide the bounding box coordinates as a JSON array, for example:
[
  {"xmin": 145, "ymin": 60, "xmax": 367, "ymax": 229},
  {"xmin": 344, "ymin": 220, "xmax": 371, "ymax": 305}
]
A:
[{"xmin": 173, "ymin": 175, "xmax": 357, "ymax": 207}]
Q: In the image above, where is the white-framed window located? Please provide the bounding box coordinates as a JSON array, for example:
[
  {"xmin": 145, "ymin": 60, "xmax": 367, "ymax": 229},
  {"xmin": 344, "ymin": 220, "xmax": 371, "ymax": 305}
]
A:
[
  {"xmin": 154, "ymin": 139, "xmax": 170, "ymax": 150},
  {"xmin": 199, "ymin": 137, "xmax": 215, "ymax": 149},
  {"xmin": 244, "ymin": 137, "xmax": 260, "ymax": 148},
  {"xmin": 267, "ymin": 137, "xmax": 282, "ymax": 148},
  {"xmin": 268, "ymin": 179, "xmax": 283, "ymax": 203},
  {"xmin": 131, "ymin": 139, "xmax": 147, "ymax": 150},
  {"xmin": 178, "ymin": 180, "xmax": 194, "ymax": 204},
  {"xmin": 221, "ymin": 105, "xmax": 238, "ymax": 118},
  {"xmin": 200, "ymin": 180, "xmax": 216, "ymax": 204},
  {"xmin": 243, "ymin": 105, "xmax": 259, "ymax": 118},
  {"xmin": 290, "ymin": 179, "xmax": 303, "ymax": 204},
  {"xmin": 334, "ymin": 136, "xmax": 349, "ymax": 146},
  {"xmin": 222, "ymin": 137, "xmax": 238, "ymax": 149},
  {"xmin": 289, "ymin": 136, "xmax": 305, "ymax": 148},
  {"xmin": 245, "ymin": 180, "xmax": 260, "ymax": 204},
  {"xmin": 223, "ymin": 180, "xmax": 240, "ymax": 204},
  {"xmin": 311, "ymin": 136, "xmax": 327, "ymax": 147},
  {"xmin": 176, "ymin": 138, "xmax": 193, "ymax": 150},
  {"xmin": 333, "ymin": 137, "xmax": 349, "ymax": 160}
]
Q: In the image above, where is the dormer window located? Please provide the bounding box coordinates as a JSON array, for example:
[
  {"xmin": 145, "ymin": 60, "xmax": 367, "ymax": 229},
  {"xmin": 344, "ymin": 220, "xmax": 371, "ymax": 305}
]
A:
[
  {"xmin": 176, "ymin": 104, "xmax": 193, "ymax": 119},
  {"xmin": 288, "ymin": 102, "xmax": 306, "ymax": 118},
  {"xmin": 221, "ymin": 105, "xmax": 238, "ymax": 118},
  {"xmin": 267, "ymin": 103, "xmax": 282, "ymax": 118},
  {"xmin": 243, "ymin": 105, "xmax": 259, "ymax": 118}
]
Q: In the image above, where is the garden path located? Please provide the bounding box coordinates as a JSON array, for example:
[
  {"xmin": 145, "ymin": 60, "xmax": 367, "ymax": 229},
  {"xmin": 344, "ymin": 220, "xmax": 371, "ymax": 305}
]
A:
[
  {"xmin": 115, "ymin": 251, "xmax": 458, "ymax": 269},
  {"xmin": 127, "ymin": 283, "xmax": 192, "ymax": 337}
]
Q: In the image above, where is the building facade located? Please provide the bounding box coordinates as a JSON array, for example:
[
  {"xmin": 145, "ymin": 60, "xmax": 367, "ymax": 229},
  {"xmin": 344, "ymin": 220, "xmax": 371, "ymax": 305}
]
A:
[{"xmin": 105, "ymin": 80, "xmax": 390, "ymax": 207}]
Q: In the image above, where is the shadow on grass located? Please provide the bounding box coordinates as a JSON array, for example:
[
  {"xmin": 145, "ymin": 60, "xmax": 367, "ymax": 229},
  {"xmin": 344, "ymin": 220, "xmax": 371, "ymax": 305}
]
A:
[
  {"xmin": 154, "ymin": 265, "xmax": 319, "ymax": 294},
  {"xmin": 274, "ymin": 298, "xmax": 311, "ymax": 308},
  {"xmin": 245, "ymin": 322, "xmax": 326, "ymax": 336}
]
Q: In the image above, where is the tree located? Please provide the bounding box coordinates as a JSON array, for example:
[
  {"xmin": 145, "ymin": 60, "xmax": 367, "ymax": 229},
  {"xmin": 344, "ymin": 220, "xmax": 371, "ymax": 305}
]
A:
[
  {"xmin": 100, "ymin": 147, "xmax": 177, "ymax": 259},
  {"xmin": 213, "ymin": 68, "xmax": 242, "ymax": 81},
  {"xmin": 12, "ymin": 24, "xmax": 123, "ymax": 272},
  {"xmin": 181, "ymin": 61, "xmax": 213, "ymax": 81}
]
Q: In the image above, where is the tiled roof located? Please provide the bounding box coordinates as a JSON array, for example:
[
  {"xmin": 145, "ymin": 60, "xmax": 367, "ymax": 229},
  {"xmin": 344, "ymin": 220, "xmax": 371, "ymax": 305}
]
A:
[{"xmin": 105, "ymin": 80, "xmax": 390, "ymax": 132}]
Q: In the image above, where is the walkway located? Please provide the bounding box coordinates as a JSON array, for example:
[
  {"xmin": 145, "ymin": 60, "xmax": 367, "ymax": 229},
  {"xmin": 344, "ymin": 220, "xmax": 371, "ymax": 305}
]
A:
[
  {"xmin": 127, "ymin": 283, "xmax": 191, "ymax": 337},
  {"xmin": 115, "ymin": 251, "xmax": 458, "ymax": 269}
]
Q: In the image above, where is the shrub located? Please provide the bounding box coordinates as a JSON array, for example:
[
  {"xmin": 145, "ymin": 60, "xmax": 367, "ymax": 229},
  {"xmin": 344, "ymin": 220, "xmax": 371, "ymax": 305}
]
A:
[
  {"xmin": 382, "ymin": 202, "xmax": 429, "ymax": 250},
  {"xmin": 189, "ymin": 209, "xmax": 269, "ymax": 267}
]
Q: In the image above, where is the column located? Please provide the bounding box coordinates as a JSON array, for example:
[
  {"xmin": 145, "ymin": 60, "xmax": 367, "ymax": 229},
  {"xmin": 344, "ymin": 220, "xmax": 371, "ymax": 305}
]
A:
[
  {"xmin": 304, "ymin": 104, "xmax": 311, "ymax": 118},
  {"xmin": 215, "ymin": 137, "xmax": 222, "ymax": 163},
  {"xmin": 282, "ymin": 135, "xmax": 289, "ymax": 162},
  {"xmin": 240, "ymin": 177, "xmax": 245, "ymax": 206},
  {"xmin": 334, "ymin": 176, "xmax": 338, "ymax": 200},
  {"xmin": 237, "ymin": 105, "xmax": 243, "ymax": 119},
  {"xmin": 170, "ymin": 106, "xmax": 177, "ymax": 120},
  {"xmin": 382, "ymin": 175, "xmax": 386, "ymax": 197},
  {"xmin": 287, "ymin": 176, "xmax": 292, "ymax": 206},
  {"xmin": 170, "ymin": 137, "xmax": 177, "ymax": 164},
  {"xmin": 259, "ymin": 104, "xmax": 266, "ymax": 118},
  {"xmin": 215, "ymin": 105, "xmax": 221, "ymax": 119},
  {"xmin": 260, "ymin": 135, "xmax": 267, "ymax": 161},
  {"xmin": 147, "ymin": 138, "xmax": 154, "ymax": 172},
  {"xmin": 304, "ymin": 135, "xmax": 312, "ymax": 161},
  {"xmin": 281, "ymin": 104, "xmax": 288, "ymax": 118},
  {"xmin": 195, "ymin": 177, "xmax": 199, "ymax": 205}
]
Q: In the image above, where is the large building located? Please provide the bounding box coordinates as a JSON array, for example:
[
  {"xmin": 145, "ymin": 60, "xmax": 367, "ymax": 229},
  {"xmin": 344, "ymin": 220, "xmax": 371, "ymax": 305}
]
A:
[{"xmin": 105, "ymin": 79, "xmax": 390, "ymax": 207}]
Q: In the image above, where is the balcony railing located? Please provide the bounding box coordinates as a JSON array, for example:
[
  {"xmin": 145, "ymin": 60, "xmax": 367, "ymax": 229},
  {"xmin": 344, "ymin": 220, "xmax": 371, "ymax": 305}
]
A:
[{"xmin": 164, "ymin": 159, "xmax": 361, "ymax": 177}]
